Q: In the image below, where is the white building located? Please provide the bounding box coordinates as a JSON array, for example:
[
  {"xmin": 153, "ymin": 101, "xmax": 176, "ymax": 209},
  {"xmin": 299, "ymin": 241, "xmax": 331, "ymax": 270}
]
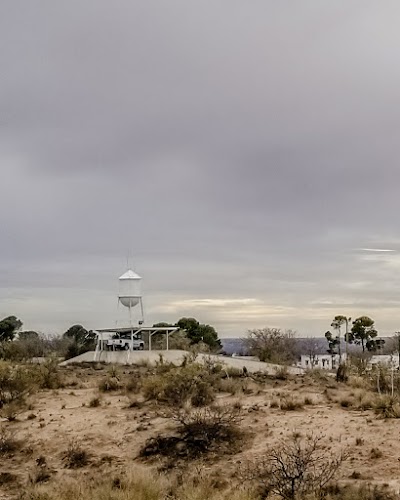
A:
[
  {"xmin": 298, "ymin": 353, "xmax": 347, "ymax": 370},
  {"xmin": 369, "ymin": 354, "xmax": 399, "ymax": 369}
]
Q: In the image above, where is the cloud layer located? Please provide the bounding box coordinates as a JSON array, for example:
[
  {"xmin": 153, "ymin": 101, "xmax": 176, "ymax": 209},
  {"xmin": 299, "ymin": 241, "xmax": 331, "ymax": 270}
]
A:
[{"xmin": 2, "ymin": 2, "xmax": 400, "ymax": 336}]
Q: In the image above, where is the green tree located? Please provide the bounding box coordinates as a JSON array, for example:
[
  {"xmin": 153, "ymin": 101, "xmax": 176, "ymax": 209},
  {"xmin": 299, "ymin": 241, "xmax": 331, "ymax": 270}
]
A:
[
  {"xmin": 18, "ymin": 331, "xmax": 39, "ymax": 341},
  {"xmin": 63, "ymin": 325, "xmax": 96, "ymax": 359},
  {"xmin": 325, "ymin": 330, "xmax": 339, "ymax": 356},
  {"xmin": 176, "ymin": 317, "xmax": 221, "ymax": 351},
  {"xmin": 349, "ymin": 316, "xmax": 384, "ymax": 352},
  {"xmin": 0, "ymin": 316, "xmax": 23, "ymax": 341}
]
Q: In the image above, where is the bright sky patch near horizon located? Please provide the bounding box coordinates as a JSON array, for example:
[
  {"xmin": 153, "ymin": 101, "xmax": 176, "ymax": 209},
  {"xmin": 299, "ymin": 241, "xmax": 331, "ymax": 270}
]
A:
[{"xmin": 2, "ymin": 2, "xmax": 400, "ymax": 338}]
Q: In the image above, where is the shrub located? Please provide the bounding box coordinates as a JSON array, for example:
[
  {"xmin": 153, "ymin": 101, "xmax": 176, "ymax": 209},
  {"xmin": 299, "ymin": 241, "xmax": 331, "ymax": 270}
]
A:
[
  {"xmin": 280, "ymin": 395, "xmax": 304, "ymax": 411},
  {"xmin": 0, "ymin": 363, "xmax": 33, "ymax": 407},
  {"xmin": 370, "ymin": 447, "xmax": 383, "ymax": 459},
  {"xmin": 17, "ymin": 467, "xmax": 257, "ymax": 500},
  {"xmin": 98, "ymin": 376, "xmax": 121, "ymax": 392},
  {"xmin": 142, "ymin": 363, "xmax": 216, "ymax": 407},
  {"xmin": 140, "ymin": 405, "xmax": 244, "ymax": 460},
  {"xmin": 374, "ymin": 396, "xmax": 400, "ymax": 418},
  {"xmin": 62, "ymin": 440, "xmax": 90, "ymax": 468},
  {"xmin": 274, "ymin": 366, "xmax": 289, "ymax": 380},
  {"xmin": 324, "ymin": 483, "xmax": 399, "ymax": 499},
  {"xmin": 0, "ymin": 427, "xmax": 21, "ymax": 454},
  {"xmin": 217, "ymin": 378, "xmax": 247, "ymax": 395},
  {"xmin": 246, "ymin": 433, "xmax": 348, "ymax": 500},
  {"xmin": 33, "ymin": 359, "xmax": 64, "ymax": 389},
  {"xmin": 88, "ymin": 396, "xmax": 101, "ymax": 408}
]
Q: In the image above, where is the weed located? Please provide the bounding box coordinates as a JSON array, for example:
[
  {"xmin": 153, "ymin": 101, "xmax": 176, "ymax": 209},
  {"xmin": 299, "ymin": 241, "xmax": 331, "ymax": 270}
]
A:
[
  {"xmin": 140, "ymin": 405, "xmax": 245, "ymax": 460},
  {"xmin": 98, "ymin": 376, "xmax": 121, "ymax": 392},
  {"xmin": 88, "ymin": 396, "xmax": 101, "ymax": 408},
  {"xmin": 0, "ymin": 427, "xmax": 21, "ymax": 454},
  {"xmin": 280, "ymin": 395, "xmax": 304, "ymax": 411},
  {"xmin": 374, "ymin": 396, "xmax": 400, "ymax": 418},
  {"xmin": 370, "ymin": 447, "xmax": 383, "ymax": 459},
  {"xmin": 62, "ymin": 440, "xmax": 90, "ymax": 468}
]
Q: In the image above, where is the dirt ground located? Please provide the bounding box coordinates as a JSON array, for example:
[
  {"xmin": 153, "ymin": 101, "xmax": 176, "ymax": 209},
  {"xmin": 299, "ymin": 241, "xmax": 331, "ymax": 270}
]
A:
[{"xmin": 1, "ymin": 362, "xmax": 400, "ymax": 498}]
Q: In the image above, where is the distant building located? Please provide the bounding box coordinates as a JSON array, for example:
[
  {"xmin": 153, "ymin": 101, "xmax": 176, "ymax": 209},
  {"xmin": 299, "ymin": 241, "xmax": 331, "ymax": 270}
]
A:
[
  {"xmin": 369, "ymin": 354, "xmax": 399, "ymax": 369},
  {"xmin": 298, "ymin": 353, "xmax": 347, "ymax": 370}
]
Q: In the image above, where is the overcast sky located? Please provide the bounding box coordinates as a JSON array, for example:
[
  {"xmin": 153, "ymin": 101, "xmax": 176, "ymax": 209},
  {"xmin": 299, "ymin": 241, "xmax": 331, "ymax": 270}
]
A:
[{"xmin": 2, "ymin": 2, "xmax": 400, "ymax": 338}]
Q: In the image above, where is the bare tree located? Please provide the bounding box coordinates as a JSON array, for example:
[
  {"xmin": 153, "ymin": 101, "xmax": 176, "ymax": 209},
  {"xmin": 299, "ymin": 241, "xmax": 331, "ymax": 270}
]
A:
[
  {"xmin": 247, "ymin": 433, "xmax": 348, "ymax": 499},
  {"xmin": 304, "ymin": 337, "xmax": 319, "ymax": 369},
  {"xmin": 244, "ymin": 328, "xmax": 298, "ymax": 365}
]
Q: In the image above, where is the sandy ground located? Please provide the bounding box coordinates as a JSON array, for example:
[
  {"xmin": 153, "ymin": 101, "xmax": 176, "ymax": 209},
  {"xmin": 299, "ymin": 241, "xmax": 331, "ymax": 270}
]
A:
[
  {"xmin": 1, "ymin": 363, "xmax": 400, "ymax": 498},
  {"xmin": 61, "ymin": 350, "xmax": 305, "ymax": 375}
]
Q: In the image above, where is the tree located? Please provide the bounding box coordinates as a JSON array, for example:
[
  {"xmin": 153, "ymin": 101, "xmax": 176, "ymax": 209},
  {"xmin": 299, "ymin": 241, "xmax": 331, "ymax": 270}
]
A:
[
  {"xmin": 18, "ymin": 331, "xmax": 39, "ymax": 341},
  {"xmin": 325, "ymin": 330, "xmax": 339, "ymax": 356},
  {"xmin": 330, "ymin": 315, "xmax": 348, "ymax": 362},
  {"xmin": 245, "ymin": 327, "xmax": 298, "ymax": 365},
  {"xmin": 176, "ymin": 317, "xmax": 221, "ymax": 351},
  {"xmin": 348, "ymin": 316, "xmax": 384, "ymax": 352},
  {"xmin": 63, "ymin": 325, "xmax": 96, "ymax": 359},
  {"xmin": 0, "ymin": 316, "xmax": 23, "ymax": 341},
  {"xmin": 304, "ymin": 337, "xmax": 319, "ymax": 369}
]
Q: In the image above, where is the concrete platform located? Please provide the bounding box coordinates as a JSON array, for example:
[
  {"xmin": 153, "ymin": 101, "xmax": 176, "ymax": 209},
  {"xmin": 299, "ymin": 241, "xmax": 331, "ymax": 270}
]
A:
[{"xmin": 60, "ymin": 350, "xmax": 304, "ymax": 375}]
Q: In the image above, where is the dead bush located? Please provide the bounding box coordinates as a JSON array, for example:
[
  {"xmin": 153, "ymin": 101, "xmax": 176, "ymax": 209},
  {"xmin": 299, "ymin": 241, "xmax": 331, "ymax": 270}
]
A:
[
  {"xmin": 0, "ymin": 363, "xmax": 33, "ymax": 407},
  {"xmin": 0, "ymin": 427, "xmax": 21, "ymax": 454},
  {"xmin": 98, "ymin": 376, "xmax": 121, "ymax": 392},
  {"xmin": 246, "ymin": 433, "xmax": 348, "ymax": 499},
  {"xmin": 140, "ymin": 405, "xmax": 244, "ymax": 460},
  {"xmin": 88, "ymin": 396, "xmax": 101, "ymax": 408},
  {"xmin": 280, "ymin": 395, "xmax": 304, "ymax": 411},
  {"xmin": 324, "ymin": 483, "xmax": 399, "ymax": 500},
  {"xmin": 62, "ymin": 440, "xmax": 90, "ymax": 468},
  {"xmin": 374, "ymin": 396, "xmax": 400, "ymax": 419}
]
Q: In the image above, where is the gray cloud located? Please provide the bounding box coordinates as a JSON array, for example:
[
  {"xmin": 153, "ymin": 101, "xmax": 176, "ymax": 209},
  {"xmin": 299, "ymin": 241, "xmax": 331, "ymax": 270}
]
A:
[{"xmin": 2, "ymin": 1, "xmax": 400, "ymax": 336}]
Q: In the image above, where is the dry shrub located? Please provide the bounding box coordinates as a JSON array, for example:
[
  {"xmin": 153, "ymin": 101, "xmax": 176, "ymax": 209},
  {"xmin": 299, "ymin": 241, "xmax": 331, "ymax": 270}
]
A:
[
  {"xmin": 29, "ymin": 456, "xmax": 52, "ymax": 484},
  {"xmin": 140, "ymin": 405, "xmax": 244, "ymax": 460},
  {"xmin": 0, "ymin": 363, "xmax": 36, "ymax": 419},
  {"xmin": 33, "ymin": 359, "xmax": 64, "ymax": 390},
  {"xmin": 98, "ymin": 376, "xmax": 121, "ymax": 392},
  {"xmin": 142, "ymin": 363, "xmax": 215, "ymax": 407},
  {"xmin": 370, "ymin": 447, "xmax": 383, "ymax": 459},
  {"xmin": 245, "ymin": 433, "xmax": 348, "ymax": 500},
  {"xmin": 280, "ymin": 395, "xmax": 304, "ymax": 411},
  {"xmin": 348, "ymin": 375, "xmax": 366, "ymax": 389},
  {"xmin": 217, "ymin": 378, "xmax": 248, "ymax": 395},
  {"xmin": 274, "ymin": 366, "xmax": 289, "ymax": 380},
  {"xmin": 339, "ymin": 397, "xmax": 354, "ymax": 409},
  {"xmin": 374, "ymin": 395, "xmax": 400, "ymax": 419},
  {"xmin": 88, "ymin": 396, "xmax": 101, "ymax": 408},
  {"xmin": 62, "ymin": 440, "xmax": 90, "ymax": 468},
  {"xmin": 18, "ymin": 467, "xmax": 256, "ymax": 500},
  {"xmin": 324, "ymin": 483, "xmax": 399, "ymax": 500},
  {"xmin": 0, "ymin": 427, "xmax": 21, "ymax": 454}
]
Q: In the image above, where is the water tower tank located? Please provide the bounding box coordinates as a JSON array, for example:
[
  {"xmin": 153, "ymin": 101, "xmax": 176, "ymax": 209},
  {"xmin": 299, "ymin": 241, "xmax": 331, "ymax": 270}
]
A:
[{"xmin": 118, "ymin": 269, "xmax": 142, "ymax": 308}]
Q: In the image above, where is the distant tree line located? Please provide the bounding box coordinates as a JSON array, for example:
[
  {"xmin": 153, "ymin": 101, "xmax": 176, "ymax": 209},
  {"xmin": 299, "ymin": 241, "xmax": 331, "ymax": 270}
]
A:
[{"xmin": 0, "ymin": 314, "xmax": 222, "ymax": 361}]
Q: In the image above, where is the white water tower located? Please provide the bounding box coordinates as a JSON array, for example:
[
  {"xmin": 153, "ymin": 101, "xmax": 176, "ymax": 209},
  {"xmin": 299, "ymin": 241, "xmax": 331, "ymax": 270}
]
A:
[{"xmin": 118, "ymin": 269, "xmax": 144, "ymax": 325}]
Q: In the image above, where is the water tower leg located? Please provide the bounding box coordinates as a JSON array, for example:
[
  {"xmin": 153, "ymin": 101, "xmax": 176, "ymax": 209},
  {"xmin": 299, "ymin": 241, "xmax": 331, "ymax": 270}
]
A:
[
  {"xmin": 166, "ymin": 332, "xmax": 169, "ymax": 351},
  {"xmin": 140, "ymin": 298, "xmax": 144, "ymax": 324},
  {"xmin": 149, "ymin": 332, "xmax": 152, "ymax": 351}
]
